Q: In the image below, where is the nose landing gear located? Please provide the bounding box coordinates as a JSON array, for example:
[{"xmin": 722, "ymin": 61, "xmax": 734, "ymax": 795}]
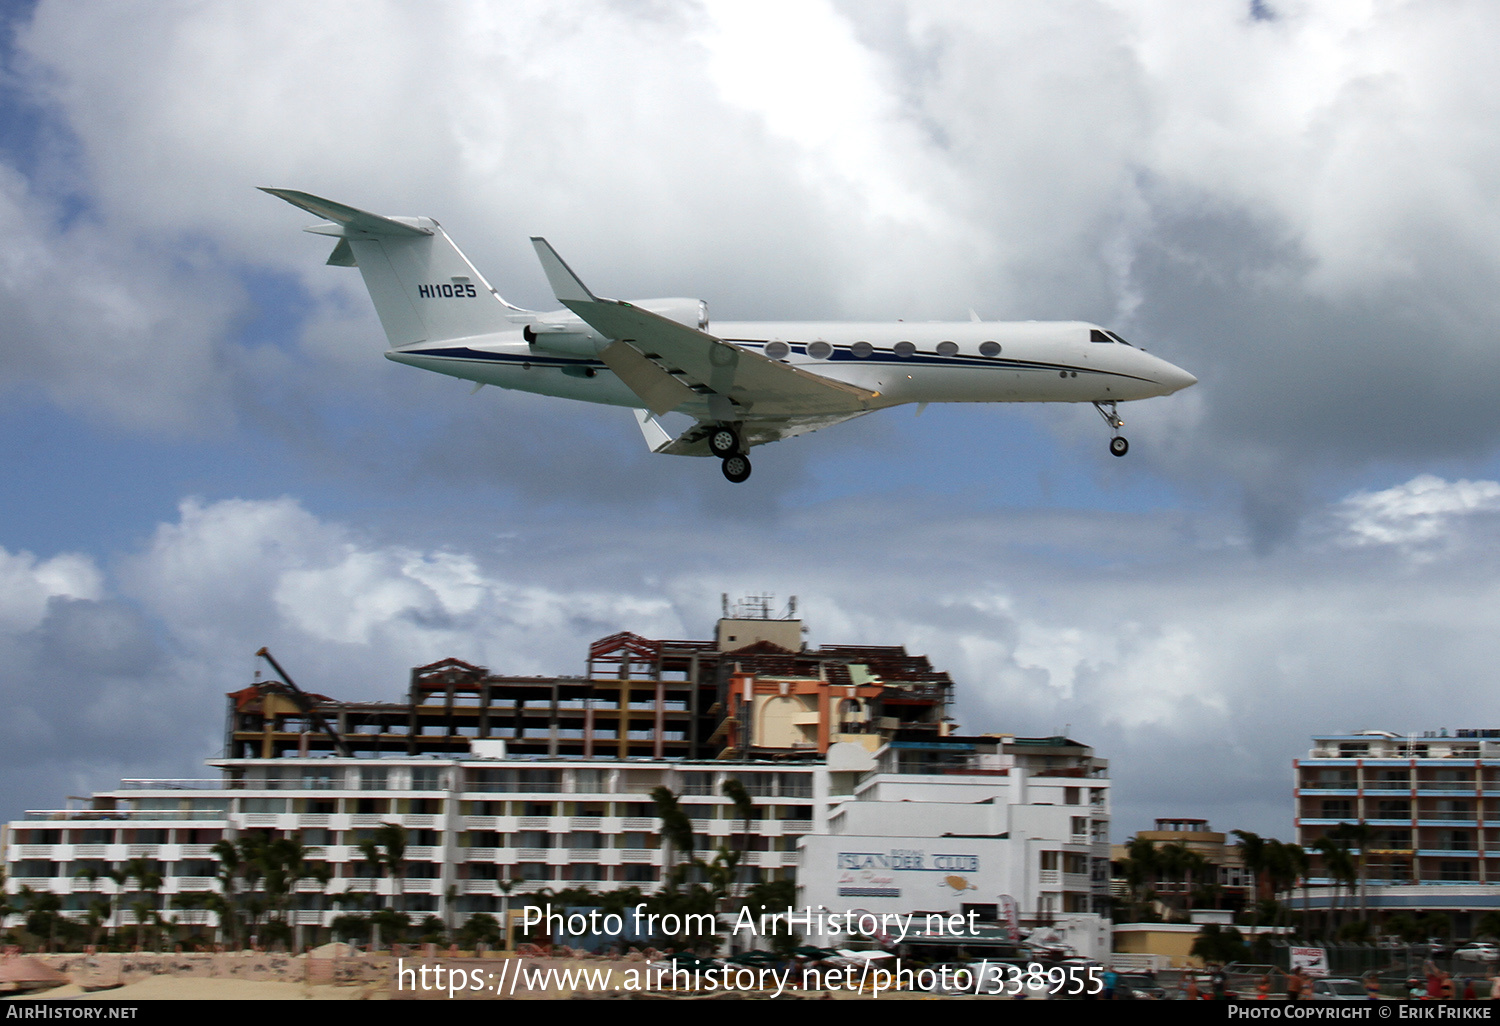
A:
[{"xmin": 1095, "ymin": 401, "xmax": 1129, "ymax": 457}]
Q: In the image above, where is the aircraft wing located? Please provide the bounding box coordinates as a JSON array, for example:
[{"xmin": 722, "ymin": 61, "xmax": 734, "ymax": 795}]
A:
[
  {"xmin": 532, "ymin": 238, "xmax": 878, "ymax": 418},
  {"xmin": 634, "ymin": 409, "xmax": 875, "ymax": 456}
]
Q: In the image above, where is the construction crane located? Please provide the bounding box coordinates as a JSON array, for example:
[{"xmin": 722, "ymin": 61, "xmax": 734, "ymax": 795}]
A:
[{"xmin": 255, "ymin": 647, "xmax": 351, "ymax": 757}]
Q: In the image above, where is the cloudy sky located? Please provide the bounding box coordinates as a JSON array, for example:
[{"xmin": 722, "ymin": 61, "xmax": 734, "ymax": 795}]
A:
[{"xmin": 3, "ymin": 0, "xmax": 1500, "ymax": 842}]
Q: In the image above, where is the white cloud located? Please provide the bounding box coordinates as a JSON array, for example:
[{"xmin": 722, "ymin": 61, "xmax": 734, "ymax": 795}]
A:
[
  {"xmin": 1338, "ymin": 474, "xmax": 1500, "ymax": 549},
  {"xmin": 0, "ymin": 546, "xmax": 101, "ymax": 631}
]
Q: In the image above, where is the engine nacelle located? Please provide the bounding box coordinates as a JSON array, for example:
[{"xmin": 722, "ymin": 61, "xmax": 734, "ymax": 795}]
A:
[
  {"xmin": 524, "ymin": 297, "xmax": 710, "ymax": 357},
  {"xmin": 630, "ymin": 297, "xmax": 710, "ymax": 332},
  {"xmin": 523, "ymin": 322, "xmax": 606, "ymax": 357}
]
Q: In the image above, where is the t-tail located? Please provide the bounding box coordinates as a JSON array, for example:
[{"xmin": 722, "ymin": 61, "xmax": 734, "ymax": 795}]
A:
[{"xmin": 260, "ymin": 188, "xmax": 531, "ymax": 347}]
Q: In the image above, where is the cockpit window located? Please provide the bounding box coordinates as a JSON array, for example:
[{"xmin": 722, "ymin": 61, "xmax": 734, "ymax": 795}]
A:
[
  {"xmin": 1106, "ymin": 330, "xmax": 1133, "ymax": 347},
  {"xmin": 1090, "ymin": 328, "xmax": 1135, "ymax": 347}
]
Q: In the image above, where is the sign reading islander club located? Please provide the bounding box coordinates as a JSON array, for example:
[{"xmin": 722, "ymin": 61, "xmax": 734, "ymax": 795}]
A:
[{"xmin": 827, "ymin": 847, "xmax": 984, "ymax": 899}]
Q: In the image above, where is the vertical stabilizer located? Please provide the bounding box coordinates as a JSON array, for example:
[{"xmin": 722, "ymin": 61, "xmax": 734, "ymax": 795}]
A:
[{"xmin": 261, "ymin": 188, "xmax": 532, "ymax": 347}]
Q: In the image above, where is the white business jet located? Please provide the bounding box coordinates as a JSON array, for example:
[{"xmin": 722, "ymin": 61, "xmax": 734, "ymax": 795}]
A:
[{"xmin": 264, "ymin": 189, "xmax": 1196, "ymax": 483}]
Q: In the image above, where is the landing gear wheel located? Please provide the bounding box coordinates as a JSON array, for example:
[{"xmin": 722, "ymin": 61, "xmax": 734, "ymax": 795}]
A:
[
  {"xmin": 1109, "ymin": 436, "xmax": 1129, "ymax": 457},
  {"xmin": 709, "ymin": 425, "xmax": 740, "ymax": 457},
  {"xmin": 721, "ymin": 454, "xmax": 752, "ymax": 483}
]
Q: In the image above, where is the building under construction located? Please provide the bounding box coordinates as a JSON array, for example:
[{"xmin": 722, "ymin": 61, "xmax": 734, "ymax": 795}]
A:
[
  {"xmin": 226, "ymin": 595, "xmax": 956, "ymax": 763},
  {"xmin": 6, "ymin": 596, "xmax": 1114, "ymax": 955}
]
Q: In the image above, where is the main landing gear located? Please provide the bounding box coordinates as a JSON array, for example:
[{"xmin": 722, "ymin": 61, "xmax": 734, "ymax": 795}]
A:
[
  {"xmin": 711, "ymin": 423, "xmax": 752, "ymax": 483},
  {"xmin": 708, "ymin": 424, "xmax": 740, "ymax": 457},
  {"xmin": 722, "ymin": 453, "xmax": 752, "ymax": 483},
  {"xmin": 1095, "ymin": 401, "xmax": 1129, "ymax": 457}
]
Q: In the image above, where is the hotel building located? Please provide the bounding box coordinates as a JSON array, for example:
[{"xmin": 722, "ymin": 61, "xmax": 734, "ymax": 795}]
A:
[{"xmin": 4, "ymin": 601, "xmax": 1112, "ymax": 956}]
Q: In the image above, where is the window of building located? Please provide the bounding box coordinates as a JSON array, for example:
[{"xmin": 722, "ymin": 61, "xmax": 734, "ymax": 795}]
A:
[
  {"xmin": 70, "ymin": 829, "xmax": 114, "ymax": 845},
  {"xmin": 1440, "ymin": 861, "xmax": 1475, "ymax": 882},
  {"xmin": 411, "ymin": 767, "xmax": 445, "ymax": 791}
]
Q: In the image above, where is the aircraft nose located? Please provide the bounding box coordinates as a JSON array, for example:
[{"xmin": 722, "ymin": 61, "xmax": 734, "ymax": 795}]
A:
[{"xmin": 1158, "ymin": 361, "xmax": 1197, "ymax": 393}]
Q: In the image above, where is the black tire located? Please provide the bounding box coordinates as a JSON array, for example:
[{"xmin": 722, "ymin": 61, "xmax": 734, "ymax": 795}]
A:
[
  {"xmin": 709, "ymin": 425, "xmax": 740, "ymax": 457},
  {"xmin": 721, "ymin": 454, "xmax": 752, "ymax": 483},
  {"xmin": 1110, "ymin": 436, "xmax": 1129, "ymax": 457}
]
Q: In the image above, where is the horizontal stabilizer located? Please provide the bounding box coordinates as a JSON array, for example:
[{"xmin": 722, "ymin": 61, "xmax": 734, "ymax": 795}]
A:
[{"xmin": 259, "ymin": 188, "xmax": 431, "ymax": 238}]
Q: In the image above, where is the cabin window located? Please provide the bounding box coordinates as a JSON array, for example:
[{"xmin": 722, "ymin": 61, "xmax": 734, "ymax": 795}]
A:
[
  {"xmin": 764, "ymin": 341, "xmax": 789, "ymax": 360},
  {"xmin": 936, "ymin": 341, "xmax": 959, "ymax": 357},
  {"xmin": 979, "ymin": 341, "xmax": 1001, "ymax": 357},
  {"xmin": 851, "ymin": 342, "xmax": 873, "ymax": 358},
  {"xmin": 893, "ymin": 341, "xmax": 915, "ymax": 358},
  {"xmin": 807, "ymin": 341, "xmax": 832, "ymax": 359}
]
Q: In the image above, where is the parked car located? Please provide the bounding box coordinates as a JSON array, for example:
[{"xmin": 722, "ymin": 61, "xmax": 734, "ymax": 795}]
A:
[
  {"xmin": 1115, "ymin": 972, "xmax": 1165, "ymax": 1000},
  {"xmin": 1455, "ymin": 943, "xmax": 1500, "ymax": 962},
  {"xmin": 1310, "ymin": 978, "xmax": 1368, "ymax": 1001}
]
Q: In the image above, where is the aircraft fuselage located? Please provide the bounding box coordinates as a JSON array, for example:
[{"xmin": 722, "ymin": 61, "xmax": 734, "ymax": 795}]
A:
[{"xmin": 386, "ymin": 318, "xmax": 1195, "ymax": 417}]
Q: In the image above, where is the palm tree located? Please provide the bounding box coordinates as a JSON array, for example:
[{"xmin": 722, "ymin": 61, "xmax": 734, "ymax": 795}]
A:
[
  {"xmin": 1156, "ymin": 842, "xmax": 1198, "ymax": 920},
  {"xmin": 304, "ymin": 860, "xmax": 334, "ymax": 951},
  {"xmin": 721, "ymin": 778, "xmax": 755, "ymax": 897},
  {"xmin": 210, "ymin": 839, "xmax": 242, "ymax": 948},
  {"xmin": 260, "ymin": 835, "xmax": 320, "ymax": 949},
  {"xmin": 1284, "ymin": 842, "xmax": 1310, "ymax": 938},
  {"xmin": 1314, "ymin": 835, "xmax": 1356, "ymax": 936},
  {"xmin": 359, "ymin": 822, "xmax": 408, "ymax": 949},
  {"xmin": 20, "ymin": 886, "xmax": 63, "ymax": 952},
  {"xmin": 237, "ymin": 835, "xmax": 270, "ymax": 945},
  {"xmin": 1232, "ymin": 830, "xmax": 1268, "ymax": 914},
  {"xmin": 1329, "ymin": 821, "xmax": 1372, "ymax": 927},
  {"xmin": 74, "ymin": 866, "xmax": 106, "ymax": 947},
  {"xmin": 122, "ymin": 858, "xmax": 163, "ymax": 949},
  {"xmin": 1119, "ymin": 836, "xmax": 1161, "ymax": 921},
  {"xmin": 650, "ymin": 787, "xmax": 694, "ymax": 888}
]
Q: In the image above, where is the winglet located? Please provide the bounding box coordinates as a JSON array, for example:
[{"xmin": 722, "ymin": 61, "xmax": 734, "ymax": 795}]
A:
[
  {"xmin": 531, "ymin": 237, "xmax": 598, "ymax": 304},
  {"xmin": 259, "ymin": 188, "xmax": 431, "ymax": 237}
]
